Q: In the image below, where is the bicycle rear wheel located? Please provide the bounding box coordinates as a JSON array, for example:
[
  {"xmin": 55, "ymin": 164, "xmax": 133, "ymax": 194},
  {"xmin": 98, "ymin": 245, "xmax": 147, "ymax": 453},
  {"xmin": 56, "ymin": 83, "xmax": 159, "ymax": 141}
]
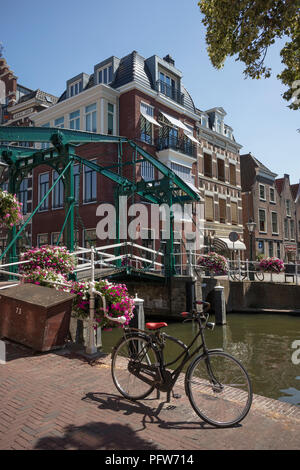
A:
[
  {"xmin": 111, "ymin": 334, "xmax": 159, "ymax": 400},
  {"xmin": 185, "ymin": 351, "xmax": 252, "ymax": 427}
]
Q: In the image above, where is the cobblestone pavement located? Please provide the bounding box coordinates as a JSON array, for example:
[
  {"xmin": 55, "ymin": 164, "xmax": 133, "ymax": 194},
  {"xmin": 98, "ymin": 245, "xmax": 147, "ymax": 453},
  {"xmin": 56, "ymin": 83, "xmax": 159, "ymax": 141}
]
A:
[{"xmin": 0, "ymin": 341, "xmax": 299, "ymax": 450}]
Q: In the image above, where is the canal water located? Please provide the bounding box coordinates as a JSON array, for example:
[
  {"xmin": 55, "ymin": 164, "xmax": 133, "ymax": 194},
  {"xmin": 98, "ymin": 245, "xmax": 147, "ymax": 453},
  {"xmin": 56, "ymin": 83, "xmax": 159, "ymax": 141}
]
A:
[{"xmin": 101, "ymin": 314, "xmax": 300, "ymax": 406}]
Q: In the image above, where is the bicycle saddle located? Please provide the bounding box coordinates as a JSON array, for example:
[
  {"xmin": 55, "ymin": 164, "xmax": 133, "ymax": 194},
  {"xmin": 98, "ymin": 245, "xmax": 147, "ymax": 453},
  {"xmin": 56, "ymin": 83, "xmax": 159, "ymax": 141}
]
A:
[{"xmin": 145, "ymin": 322, "xmax": 168, "ymax": 330}]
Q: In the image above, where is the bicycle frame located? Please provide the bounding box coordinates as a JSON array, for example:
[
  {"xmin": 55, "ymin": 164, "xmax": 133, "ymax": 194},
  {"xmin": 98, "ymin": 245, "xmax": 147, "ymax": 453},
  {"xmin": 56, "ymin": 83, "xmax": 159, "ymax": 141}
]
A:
[{"xmin": 123, "ymin": 317, "xmax": 222, "ymax": 395}]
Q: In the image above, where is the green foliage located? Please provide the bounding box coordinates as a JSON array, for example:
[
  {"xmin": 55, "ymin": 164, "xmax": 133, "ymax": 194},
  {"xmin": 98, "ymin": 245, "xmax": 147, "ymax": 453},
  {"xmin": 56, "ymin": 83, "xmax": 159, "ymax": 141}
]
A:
[{"xmin": 198, "ymin": 0, "xmax": 300, "ymax": 109}]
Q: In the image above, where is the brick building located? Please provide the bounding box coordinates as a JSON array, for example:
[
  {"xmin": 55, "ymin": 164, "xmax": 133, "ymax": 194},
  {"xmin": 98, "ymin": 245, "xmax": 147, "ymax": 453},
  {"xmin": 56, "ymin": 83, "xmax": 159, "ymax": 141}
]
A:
[
  {"xmin": 241, "ymin": 153, "xmax": 282, "ymax": 261},
  {"xmin": 4, "ymin": 51, "xmax": 244, "ymax": 264},
  {"xmin": 0, "ymin": 56, "xmax": 58, "ymax": 254},
  {"xmin": 275, "ymin": 174, "xmax": 298, "ymax": 262}
]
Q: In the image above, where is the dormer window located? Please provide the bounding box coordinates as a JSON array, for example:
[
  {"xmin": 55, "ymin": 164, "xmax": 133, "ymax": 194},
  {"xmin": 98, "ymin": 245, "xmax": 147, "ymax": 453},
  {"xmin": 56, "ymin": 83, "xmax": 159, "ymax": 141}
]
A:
[
  {"xmin": 201, "ymin": 116, "xmax": 208, "ymax": 128},
  {"xmin": 70, "ymin": 81, "xmax": 82, "ymax": 97},
  {"xmin": 157, "ymin": 70, "xmax": 183, "ymax": 105},
  {"xmin": 98, "ymin": 65, "xmax": 113, "ymax": 84}
]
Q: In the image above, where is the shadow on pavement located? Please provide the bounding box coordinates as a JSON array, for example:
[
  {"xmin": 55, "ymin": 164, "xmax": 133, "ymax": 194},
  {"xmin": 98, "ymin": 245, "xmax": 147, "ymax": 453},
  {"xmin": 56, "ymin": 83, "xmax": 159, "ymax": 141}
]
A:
[
  {"xmin": 82, "ymin": 392, "xmax": 224, "ymax": 432},
  {"xmin": 34, "ymin": 421, "xmax": 160, "ymax": 450}
]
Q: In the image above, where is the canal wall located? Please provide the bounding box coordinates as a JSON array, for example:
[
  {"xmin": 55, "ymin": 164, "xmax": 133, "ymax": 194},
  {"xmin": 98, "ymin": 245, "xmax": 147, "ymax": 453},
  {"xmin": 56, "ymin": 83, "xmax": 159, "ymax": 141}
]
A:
[{"xmin": 203, "ymin": 277, "xmax": 300, "ymax": 314}]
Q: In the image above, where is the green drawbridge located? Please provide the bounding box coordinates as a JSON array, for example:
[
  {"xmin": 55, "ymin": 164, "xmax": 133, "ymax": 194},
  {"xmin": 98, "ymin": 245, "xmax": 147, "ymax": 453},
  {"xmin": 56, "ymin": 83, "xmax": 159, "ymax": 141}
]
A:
[{"xmin": 0, "ymin": 127, "xmax": 201, "ymax": 278}]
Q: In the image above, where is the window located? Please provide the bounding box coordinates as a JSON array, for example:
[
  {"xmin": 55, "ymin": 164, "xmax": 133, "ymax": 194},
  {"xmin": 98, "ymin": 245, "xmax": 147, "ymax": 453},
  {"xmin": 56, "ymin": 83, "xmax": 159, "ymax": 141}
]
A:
[
  {"xmin": 271, "ymin": 212, "xmax": 278, "ymax": 234},
  {"xmin": 201, "ymin": 116, "xmax": 208, "ymax": 128},
  {"xmin": 231, "ymin": 202, "xmax": 238, "ymax": 225},
  {"xmin": 141, "ymin": 160, "xmax": 154, "ymax": 182},
  {"xmin": 277, "ymin": 242, "xmax": 281, "ymax": 259},
  {"xmin": 258, "ymin": 240, "xmax": 264, "ymax": 254},
  {"xmin": 286, "ymin": 199, "xmax": 291, "ymax": 216},
  {"xmin": 205, "ymin": 196, "xmax": 214, "ymax": 222},
  {"xmin": 290, "ymin": 220, "xmax": 295, "ymax": 240},
  {"xmin": 270, "ymin": 187, "xmax": 276, "ymax": 203},
  {"xmin": 37, "ymin": 234, "xmax": 48, "ymax": 247},
  {"xmin": 74, "ymin": 164, "xmax": 80, "ymax": 203},
  {"xmin": 51, "ymin": 232, "xmax": 63, "ymax": 246},
  {"xmin": 38, "ymin": 173, "xmax": 49, "ymax": 211},
  {"xmin": 70, "ymin": 81, "xmax": 82, "ymax": 97},
  {"xmin": 259, "ymin": 209, "xmax": 266, "ymax": 232},
  {"xmin": 69, "ymin": 110, "xmax": 80, "ymax": 130},
  {"xmin": 85, "ymin": 103, "xmax": 97, "ymax": 132},
  {"xmin": 54, "ymin": 117, "xmax": 64, "ymax": 128},
  {"xmin": 259, "ymin": 184, "xmax": 266, "ymax": 200},
  {"xmin": 98, "ymin": 65, "xmax": 113, "ymax": 84},
  {"xmin": 269, "ymin": 241, "xmax": 274, "ymax": 257},
  {"xmin": 107, "ymin": 103, "xmax": 114, "ymax": 135},
  {"xmin": 219, "ymin": 198, "xmax": 226, "ymax": 224},
  {"xmin": 18, "ymin": 178, "xmax": 28, "ymax": 215},
  {"xmin": 52, "ymin": 170, "xmax": 64, "ymax": 209},
  {"xmin": 284, "ymin": 218, "xmax": 289, "ymax": 239},
  {"xmin": 217, "ymin": 158, "xmax": 225, "ymax": 182},
  {"xmin": 159, "ymin": 72, "xmax": 176, "ymax": 99},
  {"xmin": 216, "ymin": 117, "xmax": 222, "ymax": 134},
  {"xmin": 84, "ymin": 161, "xmax": 97, "ymax": 203},
  {"xmin": 140, "ymin": 102, "xmax": 154, "ymax": 144},
  {"xmin": 204, "ymin": 153, "xmax": 212, "ymax": 178},
  {"xmin": 171, "ymin": 162, "xmax": 192, "ymax": 182},
  {"xmin": 229, "ymin": 163, "xmax": 236, "ymax": 185}
]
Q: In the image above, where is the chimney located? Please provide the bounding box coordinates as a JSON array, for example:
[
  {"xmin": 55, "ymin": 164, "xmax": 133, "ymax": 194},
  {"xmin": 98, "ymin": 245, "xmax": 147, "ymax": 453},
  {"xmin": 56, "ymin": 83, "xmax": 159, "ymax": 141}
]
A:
[{"xmin": 163, "ymin": 54, "xmax": 175, "ymax": 66}]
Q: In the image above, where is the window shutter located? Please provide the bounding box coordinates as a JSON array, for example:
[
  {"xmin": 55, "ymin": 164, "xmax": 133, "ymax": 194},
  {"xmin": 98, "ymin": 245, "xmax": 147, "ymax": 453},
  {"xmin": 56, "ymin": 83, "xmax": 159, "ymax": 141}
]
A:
[
  {"xmin": 219, "ymin": 198, "xmax": 226, "ymax": 223},
  {"xmin": 205, "ymin": 196, "xmax": 214, "ymax": 221},
  {"xmin": 231, "ymin": 202, "xmax": 238, "ymax": 224}
]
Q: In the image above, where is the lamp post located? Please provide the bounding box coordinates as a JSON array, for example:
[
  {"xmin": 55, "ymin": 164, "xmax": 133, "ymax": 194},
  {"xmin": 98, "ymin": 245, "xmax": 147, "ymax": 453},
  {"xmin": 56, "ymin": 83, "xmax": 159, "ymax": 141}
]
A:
[{"xmin": 246, "ymin": 219, "xmax": 256, "ymax": 281}]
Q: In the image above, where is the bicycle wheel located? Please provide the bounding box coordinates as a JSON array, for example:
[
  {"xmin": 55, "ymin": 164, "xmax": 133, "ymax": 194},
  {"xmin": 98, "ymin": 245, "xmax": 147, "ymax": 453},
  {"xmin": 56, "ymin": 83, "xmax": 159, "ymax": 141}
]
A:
[
  {"xmin": 255, "ymin": 271, "xmax": 264, "ymax": 281},
  {"xmin": 185, "ymin": 351, "xmax": 252, "ymax": 427},
  {"xmin": 111, "ymin": 334, "xmax": 159, "ymax": 400}
]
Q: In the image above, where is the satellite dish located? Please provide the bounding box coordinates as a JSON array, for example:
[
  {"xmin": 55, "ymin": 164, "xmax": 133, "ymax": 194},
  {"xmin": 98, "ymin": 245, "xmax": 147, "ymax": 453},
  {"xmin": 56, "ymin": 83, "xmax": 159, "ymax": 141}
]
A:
[{"xmin": 229, "ymin": 231, "xmax": 239, "ymax": 243}]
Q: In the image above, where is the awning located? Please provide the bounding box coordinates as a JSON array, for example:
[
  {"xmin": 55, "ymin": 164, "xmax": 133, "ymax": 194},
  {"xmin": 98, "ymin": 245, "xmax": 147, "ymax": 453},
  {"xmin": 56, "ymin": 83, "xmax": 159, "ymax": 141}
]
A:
[
  {"xmin": 160, "ymin": 111, "xmax": 190, "ymax": 132},
  {"xmin": 183, "ymin": 131, "xmax": 199, "ymax": 144},
  {"xmin": 184, "ymin": 180, "xmax": 201, "ymax": 194},
  {"xmin": 214, "ymin": 237, "xmax": 246, "ymax": 251},
  {"xmin": 140, "ymin": 111, "xmax": 161, "ymax": 127}
]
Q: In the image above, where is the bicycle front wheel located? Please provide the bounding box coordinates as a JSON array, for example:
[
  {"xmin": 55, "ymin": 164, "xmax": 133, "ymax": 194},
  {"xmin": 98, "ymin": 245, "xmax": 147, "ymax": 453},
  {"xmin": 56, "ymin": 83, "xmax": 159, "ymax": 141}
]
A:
[
  {"xmin": 112, "ymin": 334, "xmax": 159, "ymax": 401},
  {"xmin": 185, "ymin": 351, "xmax": 252, "ymax": 427}
]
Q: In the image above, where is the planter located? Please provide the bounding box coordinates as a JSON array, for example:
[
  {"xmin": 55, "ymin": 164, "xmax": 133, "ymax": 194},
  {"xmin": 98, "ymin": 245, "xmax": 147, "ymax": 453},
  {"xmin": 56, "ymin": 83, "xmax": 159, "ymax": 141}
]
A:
[{"xmin": 0, "ymin": 284, "xmax": 75, "ymax": 352}]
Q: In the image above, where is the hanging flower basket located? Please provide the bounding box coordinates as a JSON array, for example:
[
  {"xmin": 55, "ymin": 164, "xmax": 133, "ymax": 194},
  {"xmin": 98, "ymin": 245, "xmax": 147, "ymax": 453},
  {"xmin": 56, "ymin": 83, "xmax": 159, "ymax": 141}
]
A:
[
  {"xmin": 69, "ymin": 279, "xmax": 135, "ymax": 330},
  {"xmin": 0, "ymin": 189, "xmax": 23, "ymax": 229},
  {"xmin": 20, "ymin": 245, "xmax": 76, "ymax": 276},
  {"xmin": 259, "ymin": 257, "xmax": 285, "ymax": 273},
  {"xmin": 197, "ymin": 252, "xmax": 228, "ymax": 276}
]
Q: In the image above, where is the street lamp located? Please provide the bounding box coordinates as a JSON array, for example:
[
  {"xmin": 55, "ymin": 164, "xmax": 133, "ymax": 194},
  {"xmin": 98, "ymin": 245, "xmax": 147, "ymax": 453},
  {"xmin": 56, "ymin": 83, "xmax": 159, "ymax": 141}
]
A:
[{"xmin": 246, "ymin": 219, "xmax": 256, "ymax": 281}]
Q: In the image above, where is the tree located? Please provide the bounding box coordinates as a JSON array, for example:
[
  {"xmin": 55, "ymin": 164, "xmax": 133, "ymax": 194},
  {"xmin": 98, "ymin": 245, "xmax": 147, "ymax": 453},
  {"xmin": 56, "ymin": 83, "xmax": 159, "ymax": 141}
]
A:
[
  {"xmin": 0, "ymin": 42, "xmax": 3, "ymax": 58},
  {"xmin": 198, "ymin": 0, "xmax": 300, "ymax": 109}
]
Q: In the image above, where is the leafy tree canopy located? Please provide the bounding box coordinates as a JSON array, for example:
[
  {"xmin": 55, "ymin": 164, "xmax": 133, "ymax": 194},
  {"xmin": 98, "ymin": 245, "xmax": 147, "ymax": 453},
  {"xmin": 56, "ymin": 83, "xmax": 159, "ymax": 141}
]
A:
[{"xmin": 198, "ymin": 0, "xmax": 300, "ymax": 109}]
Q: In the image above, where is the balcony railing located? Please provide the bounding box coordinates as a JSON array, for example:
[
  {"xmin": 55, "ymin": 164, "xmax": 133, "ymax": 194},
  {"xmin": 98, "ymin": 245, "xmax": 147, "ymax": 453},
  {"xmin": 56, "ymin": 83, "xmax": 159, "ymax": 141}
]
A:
[
  {"xmin": 156, "ymin": 136, "xmax": 197, "ymax": 158},
  {"xmin": 156, "ymin": 80, "xmax": 184, "ymax": 105}
]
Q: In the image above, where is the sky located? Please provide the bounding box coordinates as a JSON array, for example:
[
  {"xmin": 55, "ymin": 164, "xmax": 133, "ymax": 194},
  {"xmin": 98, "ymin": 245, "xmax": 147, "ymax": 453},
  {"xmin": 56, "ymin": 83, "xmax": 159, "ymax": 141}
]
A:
[{"xmin": 1, "ymin": 0, "xmax": 299, "ymax": 182}]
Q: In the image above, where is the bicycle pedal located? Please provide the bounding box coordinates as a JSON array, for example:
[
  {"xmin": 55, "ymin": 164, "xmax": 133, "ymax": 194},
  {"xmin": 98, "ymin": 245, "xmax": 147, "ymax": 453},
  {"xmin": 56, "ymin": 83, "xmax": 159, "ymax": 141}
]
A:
[{"xmin": 172, "ymin": 393, "xmax": 182, "ymax": 399}]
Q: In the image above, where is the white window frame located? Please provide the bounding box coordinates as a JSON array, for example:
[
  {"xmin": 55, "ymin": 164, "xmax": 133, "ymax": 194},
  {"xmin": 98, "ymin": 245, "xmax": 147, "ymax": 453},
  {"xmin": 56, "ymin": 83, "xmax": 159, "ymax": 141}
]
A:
[
  {"xmin": 258, "ymin": 208, "xmax": 267, "ymax": 233},
  {"xmin": 83, "ymin": 158, "xmax": 97, "ymax": 205},
  {"xmin": 269, "ymin": 187, "xmax": 276, "ymax": 203},
  {"xmin": 69, "ymin": 110, "xmax": 80, "ymax": 130},
  {"xmin": 54, "ymin": 117, "xmax": 64, "ymax": 129},
  {"xmin": 69, "ymin": 81, "xmax": 82, "ymax": 97},
  {"xmin": 37, "ymin": 233, "xmax": 48, "ymax": 247},
  {"xmin": 259, "ymin": 184, "xmax": 266, "ymax": 201},
  {"xmin": 52, "ymin": 170, "xmax": 64, "ymax": 210},
  {"xmin": 98, "ymin": 64, "xmax": 113, "ymax": 85},
  {"xmin": 290, "ymin": 219, "xmax": 295, "ymax": 240},
  {"xmin": 271, "ymin": 211, "xmax": 279, "ymax": 235},
  {"xmin": 38, "ymin": 171, "xmax": 50, "ymax": 212},
  {"xmin": 85, "ymin": 103, "xmax": 97, "ymax": 133}
]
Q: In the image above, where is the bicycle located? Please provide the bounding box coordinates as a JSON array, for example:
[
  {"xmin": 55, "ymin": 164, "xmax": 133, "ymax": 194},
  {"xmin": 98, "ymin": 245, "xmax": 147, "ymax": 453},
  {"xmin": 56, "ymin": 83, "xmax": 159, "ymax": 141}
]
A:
[
  {"xmin": 229, "ymin": 263, "xmax": 264, "ymax": 281},
  {"xmin": 107, "ymin": 300, "xmax": 253, "ymax": 428}
]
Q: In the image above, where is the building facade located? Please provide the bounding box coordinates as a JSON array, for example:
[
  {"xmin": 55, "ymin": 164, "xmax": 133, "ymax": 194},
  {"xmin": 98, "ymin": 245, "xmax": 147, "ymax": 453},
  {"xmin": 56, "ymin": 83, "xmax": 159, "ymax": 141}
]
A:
[
  {"xmin": 1, "ymin": 51, "xmax": 244, "ymax": 267},
  {"xmin": 0, "ymin": 56, "xmax": 58, "ymax": 254},
  {"xmin": 275, "ymin": 175, "xmax": 298, "ymax": 262}
]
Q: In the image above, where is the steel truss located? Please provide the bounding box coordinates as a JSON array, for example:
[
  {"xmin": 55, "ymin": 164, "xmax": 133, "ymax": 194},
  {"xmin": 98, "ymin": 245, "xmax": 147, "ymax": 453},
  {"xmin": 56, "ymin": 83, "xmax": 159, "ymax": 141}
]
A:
[{"xmin": 0, "ymin": 127, "xmax": 201, "ymax": 277}]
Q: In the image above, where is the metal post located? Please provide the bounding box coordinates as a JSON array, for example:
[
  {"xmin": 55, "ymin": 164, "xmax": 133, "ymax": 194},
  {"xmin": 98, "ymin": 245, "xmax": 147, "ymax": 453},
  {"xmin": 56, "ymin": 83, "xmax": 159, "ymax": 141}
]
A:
[
  {"xmin": 0, "ymin": 340, "xmax": 6, "ymax": 364},
  {"xmin": 129, "ymin": 294, "xmax": 145, "ymax": 331},
  {"xmin": 214, "ymin": 285, "xmax": 226, "ymax": 325},
  {"xmin": 249, "ymin": 233, "xmax": 254, "ymax": 281},
  {"xmin": 86, "ymin": 246, "xmax": 97, "ymax": 355}
]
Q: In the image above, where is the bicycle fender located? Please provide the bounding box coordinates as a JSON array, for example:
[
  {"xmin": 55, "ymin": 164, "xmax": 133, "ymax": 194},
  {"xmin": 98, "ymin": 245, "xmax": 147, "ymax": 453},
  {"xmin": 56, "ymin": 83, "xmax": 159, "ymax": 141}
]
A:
[{"xmin": 111, "ymin": 332, "xmax": 153, "ymax": 354}]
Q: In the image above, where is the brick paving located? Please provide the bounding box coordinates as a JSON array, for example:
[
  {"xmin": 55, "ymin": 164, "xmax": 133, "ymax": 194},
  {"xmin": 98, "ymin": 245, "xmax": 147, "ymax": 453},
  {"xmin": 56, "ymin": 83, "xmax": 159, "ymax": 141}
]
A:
[{"xmin": 0, "ymin": 340, "xmax": 299, "ymax": 450}]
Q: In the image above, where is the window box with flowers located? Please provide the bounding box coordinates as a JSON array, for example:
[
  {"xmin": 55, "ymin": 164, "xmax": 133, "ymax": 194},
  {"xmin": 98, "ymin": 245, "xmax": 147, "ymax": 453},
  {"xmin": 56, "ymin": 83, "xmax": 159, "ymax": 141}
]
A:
[{"xmin": 197, "ymin": 252, "xmax": 228, "ymax": 276}]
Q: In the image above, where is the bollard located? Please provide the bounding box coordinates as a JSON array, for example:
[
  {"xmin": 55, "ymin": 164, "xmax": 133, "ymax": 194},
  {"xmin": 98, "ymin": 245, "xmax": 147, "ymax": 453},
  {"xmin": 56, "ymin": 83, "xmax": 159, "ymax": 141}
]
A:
[
  {"xmin": 0, "ymin": 340, "xmax": 6, "ymax": 364},
  {"xmin": 214, "ymin": 285, "xmax": 226, "ymax": 325},
  {"xmin": 130, "ymin": 294, "xmax": 145, "ymax": 331}
]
